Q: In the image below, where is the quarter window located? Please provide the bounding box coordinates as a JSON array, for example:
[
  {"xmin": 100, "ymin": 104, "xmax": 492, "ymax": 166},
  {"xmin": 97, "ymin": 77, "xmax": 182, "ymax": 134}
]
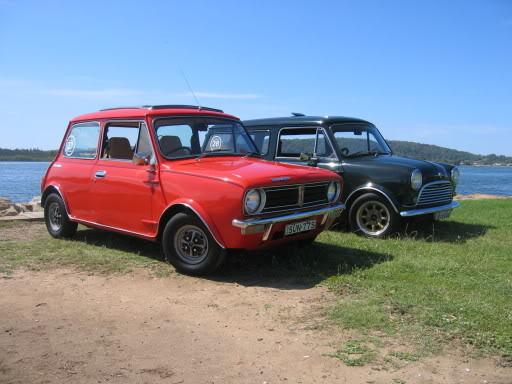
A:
[
  {"xmin": 249, "ymin": 130, "xmax": 270, "ymax": 155},
  {"xmin": 63, "ymin": 122, "xmax": 100, "ymax": 159}
]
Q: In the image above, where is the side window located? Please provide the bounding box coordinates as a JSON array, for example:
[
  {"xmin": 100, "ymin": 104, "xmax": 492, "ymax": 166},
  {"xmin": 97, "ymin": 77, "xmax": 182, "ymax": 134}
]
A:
[
  {"xmin": 249, "ymin": 130, "xmax": 270, "ymax": 155},
  {"xmin": 277, "ymin": 128, "xmax": 317, "ymax": 157},
  {"xmin": 277, "ymin": 128, "xmax": 333, "ymax": 158},
  {"xmin": 63, "ymin": 122, "xmax": 100, "ymax": 159},
  {"xmin": 102, "ymin": 122, "xmax": 154, "ymax": 161},
  {"xmin": 334, "ymin": 131, "xmax": 368, "ymax": 155}
]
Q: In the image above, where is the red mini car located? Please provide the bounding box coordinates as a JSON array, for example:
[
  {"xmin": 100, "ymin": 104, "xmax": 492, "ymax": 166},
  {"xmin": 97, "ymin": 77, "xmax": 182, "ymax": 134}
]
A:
[{"xmin": 41, "ymin": 105, "xmax": 345, "ymax": 274}]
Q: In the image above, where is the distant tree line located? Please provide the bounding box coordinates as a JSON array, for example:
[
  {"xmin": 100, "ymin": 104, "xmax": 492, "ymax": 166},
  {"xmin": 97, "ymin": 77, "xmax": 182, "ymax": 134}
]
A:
[
  {"xmin": 388, "ymin": 141, "xmax": 512, "ymax": 165},
  {"xmin": 0, "ymin": 148, "xmax": 57, "ymax": 162},
  {"xmin": 1, "ymin": 141, "xmax": 511, "ymax": 165}
]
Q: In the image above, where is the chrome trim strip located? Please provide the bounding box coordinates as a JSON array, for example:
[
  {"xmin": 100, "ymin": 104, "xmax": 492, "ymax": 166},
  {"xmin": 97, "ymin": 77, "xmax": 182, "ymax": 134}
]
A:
[
  {"xmin": 69, "ymin": 216, "xmax": 155, "ymax": 239},
  {"xmin": 400, "ymin": 201, "xmax": 460, "ymax": 217},
  {"xmin": 345, "ymin": 186, "xmax": 399, "ymax": 213},
  {"xmin": 232, "ymin": 203, "xmax": 345, "ymax": 229}
]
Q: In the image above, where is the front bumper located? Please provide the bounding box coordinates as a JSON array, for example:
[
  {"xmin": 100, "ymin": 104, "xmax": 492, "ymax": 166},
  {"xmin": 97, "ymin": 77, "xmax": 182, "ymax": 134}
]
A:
[
  {"xmin": 399, "ymin": 201, "xmax": 460, "ymax": 217},
  {"xmin": 232, "ymin": 203, "xmax": 345, "ymax": 241}
]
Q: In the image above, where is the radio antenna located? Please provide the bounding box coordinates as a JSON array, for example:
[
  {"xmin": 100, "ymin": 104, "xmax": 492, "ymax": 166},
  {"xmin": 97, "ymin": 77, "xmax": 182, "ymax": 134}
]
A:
[{"xmin": 179, "ymin": 68, "xmax": 201, "ymax": 109}]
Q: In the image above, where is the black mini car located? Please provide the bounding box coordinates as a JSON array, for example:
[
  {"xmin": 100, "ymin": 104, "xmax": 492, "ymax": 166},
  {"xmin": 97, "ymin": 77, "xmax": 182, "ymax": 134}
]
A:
[{"xmin": 244, "ymin": 115, "xmax": 460, "ymax": 238}]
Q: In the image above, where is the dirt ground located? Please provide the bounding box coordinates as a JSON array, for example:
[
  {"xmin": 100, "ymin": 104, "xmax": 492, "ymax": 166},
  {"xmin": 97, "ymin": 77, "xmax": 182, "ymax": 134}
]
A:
[{"xmin": 1, "ymin": 267, "xmax": 511, "ymax": 384}]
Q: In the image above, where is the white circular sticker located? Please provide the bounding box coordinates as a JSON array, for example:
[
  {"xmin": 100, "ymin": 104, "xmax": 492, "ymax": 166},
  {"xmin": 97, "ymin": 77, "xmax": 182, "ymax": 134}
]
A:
[
  {"xmin": 209, "ymin": 135, "xmax": 223, "ymax": 151},
  {"xmin": 64, "ymin": 135, "xmax": 76, "ymax": 156}
]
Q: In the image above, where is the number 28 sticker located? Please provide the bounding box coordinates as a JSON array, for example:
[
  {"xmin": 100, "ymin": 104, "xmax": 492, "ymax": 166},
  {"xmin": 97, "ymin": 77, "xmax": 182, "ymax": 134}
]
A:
[
  {"xmin": 64, "ymin": 135, "xmax": 76, "ymax": 156},
  {"xmin": 209, "ymin": 135, "xmax": 222, "ymax": 151}
]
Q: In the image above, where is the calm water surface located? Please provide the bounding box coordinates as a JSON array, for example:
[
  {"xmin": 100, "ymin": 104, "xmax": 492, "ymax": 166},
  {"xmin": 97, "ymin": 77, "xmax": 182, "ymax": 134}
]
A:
[{"xmin": 0, "ymin": 162, "xmax": 511, "ymax": 202}]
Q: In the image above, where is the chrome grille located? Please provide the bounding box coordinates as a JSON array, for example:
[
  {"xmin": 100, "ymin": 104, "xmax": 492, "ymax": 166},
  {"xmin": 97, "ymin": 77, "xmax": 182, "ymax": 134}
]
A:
[
  {"xmin": 417, "ymin": 181, "xmax": 453, "ymax": 206},
  {"xmin": 262, "ymin": 182, "xmax": 329, "ymax": 214}
]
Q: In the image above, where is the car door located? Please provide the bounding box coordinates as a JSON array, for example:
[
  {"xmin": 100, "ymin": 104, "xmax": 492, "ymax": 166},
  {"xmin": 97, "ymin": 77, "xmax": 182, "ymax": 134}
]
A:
[
  {"xmin": 90, "ymin": 121, "xmax": 160, "ymax": 237},
  {"xmin": 57, "ymin": 121, "xmax": 101, "ymax": 221}
]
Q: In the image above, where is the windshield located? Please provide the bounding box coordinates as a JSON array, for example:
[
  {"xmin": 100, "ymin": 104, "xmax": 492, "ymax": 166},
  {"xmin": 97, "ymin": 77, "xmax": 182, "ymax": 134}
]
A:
[
  {"xmin": 331, "ymin": 124, "xmax": 391, "ymax": 157},
  {"xmin": 154, "ymin": 117, "xmax": 259, "ymax": 159}
]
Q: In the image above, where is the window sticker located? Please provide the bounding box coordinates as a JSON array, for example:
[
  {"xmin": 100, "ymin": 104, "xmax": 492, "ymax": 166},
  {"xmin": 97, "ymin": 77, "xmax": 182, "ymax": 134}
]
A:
[
  {"xmin": 209, "ymin": 135, "xmax": 222, "ymax": 151},
  {"xmin": 64, "ymin": 135, "xmax": 76, "ymax": 156}
]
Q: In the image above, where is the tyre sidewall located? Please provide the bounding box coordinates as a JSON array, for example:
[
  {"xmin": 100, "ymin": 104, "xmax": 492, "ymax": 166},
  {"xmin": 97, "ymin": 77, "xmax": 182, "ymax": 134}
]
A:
[
  {"xmin": 44, "ymin": 193, "xmax": 77, "ymax": 238},
  {"xmin": 349, "ymin": 193, "xmax": 400, "ymax": 238},
  {"xmin": 162, "ymin": 213, "xmax": 225, "ymax": 275}
]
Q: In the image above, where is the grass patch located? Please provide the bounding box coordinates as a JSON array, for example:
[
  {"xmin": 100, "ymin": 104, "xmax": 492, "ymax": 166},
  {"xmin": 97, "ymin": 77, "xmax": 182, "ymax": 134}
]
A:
[
  {"xmin": 326, "ymin": 339, "xmax": 377, "ymax": 366},
  {"xmin": 0, "ymin": 223, "xmax": 174, "ymax": 276},
  {"xmin": 322, "ymin": 200, "xmax": 512, "ymax": 357}
]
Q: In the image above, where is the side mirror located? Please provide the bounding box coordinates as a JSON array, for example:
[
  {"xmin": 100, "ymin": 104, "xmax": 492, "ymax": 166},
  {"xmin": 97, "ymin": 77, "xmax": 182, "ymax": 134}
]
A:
[
  {"xmin": 299, "ymin": 152, "xmax": 311, "ymax": 161},
  {"xmin": 133, "ymin": 152, "xmax": 150, "ymax": 166}
]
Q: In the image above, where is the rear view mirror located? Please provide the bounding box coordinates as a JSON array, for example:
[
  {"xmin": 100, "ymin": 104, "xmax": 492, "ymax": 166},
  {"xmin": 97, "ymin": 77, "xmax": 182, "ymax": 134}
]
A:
[
  {"xmin": 133, "ymin": 152, "xmax": 150, "ymax": 165},
  {"xmin": 354, "ymin": 129, "xmax": 362, "ymax": 136}
]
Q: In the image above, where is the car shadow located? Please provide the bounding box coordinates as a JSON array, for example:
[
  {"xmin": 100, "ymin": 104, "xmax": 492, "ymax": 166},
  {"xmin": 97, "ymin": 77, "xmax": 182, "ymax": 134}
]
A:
[
  {"xmin": 209, "ymin": 242, "xmax": 392, "ymax": 289},
  {"xmin": 72, "ymin": 227, "xmax": 391, "ymax": 289},
  {"xmin": 402, "ymin": 219, "xmax": 495, "ymax": 243}
]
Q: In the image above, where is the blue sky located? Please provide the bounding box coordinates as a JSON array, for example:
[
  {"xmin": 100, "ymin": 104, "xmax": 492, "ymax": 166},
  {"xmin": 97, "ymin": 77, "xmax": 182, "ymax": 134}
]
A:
[{"xmin": 0, "ymin": 0, "xmax": 511, "ymax": 155}]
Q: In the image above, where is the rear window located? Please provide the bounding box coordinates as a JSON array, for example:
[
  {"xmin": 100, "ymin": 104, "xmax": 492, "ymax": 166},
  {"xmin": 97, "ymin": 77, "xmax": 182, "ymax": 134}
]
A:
[{"xmin": 63, "ymin": 122, "xmax": 100, "ymax": 159}]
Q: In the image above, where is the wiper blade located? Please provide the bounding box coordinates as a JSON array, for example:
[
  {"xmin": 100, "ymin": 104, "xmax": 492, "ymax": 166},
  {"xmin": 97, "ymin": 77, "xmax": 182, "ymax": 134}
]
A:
[
  {"xmin": 242, "ymin": 151, "xmax": 261, "ymax": 158},
  {"xmin": 198, "ymin": 150, "xmax": 240, "ymax": 158}
]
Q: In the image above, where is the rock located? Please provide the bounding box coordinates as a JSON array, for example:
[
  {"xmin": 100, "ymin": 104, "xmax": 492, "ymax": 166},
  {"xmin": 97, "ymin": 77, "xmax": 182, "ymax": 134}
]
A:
[
  {"xmin": 28, "ymin": 196, "xmax": 43, "ymax": 212},
  {"xmin": 13, "ymin": 204, "xmax": 25, "ymax": 213},
  {"xmin": 19, "ymin": 203, "xmax": 34, "ymax": 212},
  {"xmin": 0, "ymin": 197, "xmax": 12, "ymax": 211},
  {"xmin": 0, "ymin": 206, "xmax": 19, "ymax": 217}
]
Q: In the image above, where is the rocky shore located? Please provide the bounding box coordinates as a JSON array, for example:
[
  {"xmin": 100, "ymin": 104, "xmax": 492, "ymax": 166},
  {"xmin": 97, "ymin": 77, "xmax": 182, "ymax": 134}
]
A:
[{"xmin": 0, "ymin": 196, "xmax": 43, "ymax": 218}]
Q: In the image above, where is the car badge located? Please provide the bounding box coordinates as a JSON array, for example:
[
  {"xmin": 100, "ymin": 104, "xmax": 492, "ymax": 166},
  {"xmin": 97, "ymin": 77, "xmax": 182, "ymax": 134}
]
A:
[{"xmin": 271, "ymin": 176, "xmax": 291, "ymax": 182}]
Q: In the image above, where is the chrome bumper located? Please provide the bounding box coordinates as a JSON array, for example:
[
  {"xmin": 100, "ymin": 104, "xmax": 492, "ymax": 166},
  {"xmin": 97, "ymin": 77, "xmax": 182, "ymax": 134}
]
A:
[
  {"xmin": 400, "ymin": 201, "xmax": 460, "ymax": 217},
  {"xmin": 232, "ymin": 203, "xmax": 345, "ymax": 241}
]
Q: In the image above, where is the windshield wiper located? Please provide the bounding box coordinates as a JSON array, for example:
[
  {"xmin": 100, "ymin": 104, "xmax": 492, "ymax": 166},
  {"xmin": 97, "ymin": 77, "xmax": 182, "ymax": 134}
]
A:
[
  {"xmin": 242, "ymin": 151, "xmax": 261, "ymax": 158},
  {"xmin": 198, "ymin": 150, "xmax": 240, "ymax": 158}
]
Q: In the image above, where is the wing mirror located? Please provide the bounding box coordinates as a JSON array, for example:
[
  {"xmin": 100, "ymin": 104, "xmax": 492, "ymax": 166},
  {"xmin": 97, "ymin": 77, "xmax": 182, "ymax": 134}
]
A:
[
  {"xmin": 299, "ymin": 152, "xmax": 318, "ymax": 166},
  {"xmin": 133, "ymin": 152, "xmax": 151, "ymax": 165}
]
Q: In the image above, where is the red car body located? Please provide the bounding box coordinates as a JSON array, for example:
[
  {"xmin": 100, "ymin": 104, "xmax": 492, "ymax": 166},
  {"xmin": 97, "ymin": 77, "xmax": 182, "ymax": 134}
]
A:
[{"xmin": 41, "ymin": 106, "xmax": 344, "ymax": 273}]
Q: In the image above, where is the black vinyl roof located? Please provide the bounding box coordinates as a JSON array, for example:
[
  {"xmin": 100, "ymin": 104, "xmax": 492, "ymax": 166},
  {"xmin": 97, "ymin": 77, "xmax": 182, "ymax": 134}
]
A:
[{"xmin": 243, "ymin": 115, "xmax": 372, "ymax": 127}]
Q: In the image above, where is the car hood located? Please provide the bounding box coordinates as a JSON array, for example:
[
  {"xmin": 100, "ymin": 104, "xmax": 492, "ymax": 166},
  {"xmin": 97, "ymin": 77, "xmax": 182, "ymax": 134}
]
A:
[
  {"xmin": 161, "ymin": 156, "xmax": 339, "ymax": 188},
  {"xmin": 353, "ymin": 155, "xmax": 451, "ymax": 182}
]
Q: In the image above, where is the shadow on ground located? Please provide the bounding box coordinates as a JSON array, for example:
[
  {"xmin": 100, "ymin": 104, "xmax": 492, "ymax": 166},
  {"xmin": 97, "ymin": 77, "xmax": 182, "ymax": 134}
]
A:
[
  {"xmin": 73, "ymin": 227, "xmax": 391, "ymax": 289},
  {"xmin": 402, "ymin": 219, "xmax": 495, "ymax": 243}
]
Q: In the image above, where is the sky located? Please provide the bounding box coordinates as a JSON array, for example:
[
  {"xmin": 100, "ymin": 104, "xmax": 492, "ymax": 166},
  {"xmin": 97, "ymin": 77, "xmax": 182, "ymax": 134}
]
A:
[{"xmin": 0, "ymin": 0, "xmax": 511, "ymax": 155}]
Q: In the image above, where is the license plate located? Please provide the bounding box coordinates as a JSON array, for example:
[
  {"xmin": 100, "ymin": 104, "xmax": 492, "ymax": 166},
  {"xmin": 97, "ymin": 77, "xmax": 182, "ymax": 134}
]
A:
[
  {"xmin": 434, "ymin": 209, "xmax": 452, "ymax": 220},
  {"xmin": 284, "ymin": 219, "xmax": 317, "ymax": 236}
]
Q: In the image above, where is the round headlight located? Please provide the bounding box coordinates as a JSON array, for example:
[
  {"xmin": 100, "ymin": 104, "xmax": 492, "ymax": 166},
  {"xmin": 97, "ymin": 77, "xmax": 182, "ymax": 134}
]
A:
[
  {"xmin": 451, "ymin": 167, "xmax": 460, "ymax": 185},
  {"xmin": 410, "ymin": 169, "xmax": 423, "ymax": 191},
  {"xmin": 245, "ymin": 189, "xmax": 265, "ymax": 214},
  {"xmin": 327, "ymin": 181, "xmax": 340, "ymax": 202}
]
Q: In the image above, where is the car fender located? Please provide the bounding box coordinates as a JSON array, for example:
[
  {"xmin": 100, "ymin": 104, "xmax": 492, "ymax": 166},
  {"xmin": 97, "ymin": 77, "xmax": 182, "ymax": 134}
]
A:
[
  {"xmin": 158, "ymin": 198, "xmax": 226, "ymax": 249},
  {"xmin": 41, "ymin": 183, "xmax": 71, "ymax": 214},
  {"xmin": 345, "ymin": 183, "xmax": 400, "ymax": 213}
]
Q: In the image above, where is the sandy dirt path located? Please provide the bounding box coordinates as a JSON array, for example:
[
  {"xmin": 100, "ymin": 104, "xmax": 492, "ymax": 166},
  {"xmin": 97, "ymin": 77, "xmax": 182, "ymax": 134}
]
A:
[{"xmin": 1, "ymin": 268, "xmax": 511, "ymax": 384}]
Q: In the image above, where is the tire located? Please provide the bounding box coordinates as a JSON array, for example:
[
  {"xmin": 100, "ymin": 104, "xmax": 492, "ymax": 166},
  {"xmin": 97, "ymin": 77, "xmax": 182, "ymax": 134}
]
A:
[
  {"xmin": 161, "ymin": 213, "xmax": 225, "ymax": 275},
  {"xmin": 349, "ymin": 193, "xmax": 401, "ymax": 238},
  {"xmin": 44, "ymin": 193, "xmax": 78, "ymax": 238}
]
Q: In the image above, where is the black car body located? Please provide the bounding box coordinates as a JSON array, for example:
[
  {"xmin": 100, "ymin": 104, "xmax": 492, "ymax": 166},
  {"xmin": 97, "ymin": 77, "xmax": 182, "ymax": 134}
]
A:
[{"xmin": 244, "ymin": 115, "xmax": 460, "ymax": 237}]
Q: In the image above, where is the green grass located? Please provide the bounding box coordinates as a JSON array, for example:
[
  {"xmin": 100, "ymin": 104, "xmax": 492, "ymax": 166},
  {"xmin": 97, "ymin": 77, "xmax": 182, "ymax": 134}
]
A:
[
  {"xmin": 0, "ymin": 200, "xmax": 511, "ymax": 361},
  {"xmin": 321, "ymin": 200, "xmax": 512, "ymax": 358},
  {"xmin": 0, "ymin": 224, "xmax": 174, "ymax": 276}
]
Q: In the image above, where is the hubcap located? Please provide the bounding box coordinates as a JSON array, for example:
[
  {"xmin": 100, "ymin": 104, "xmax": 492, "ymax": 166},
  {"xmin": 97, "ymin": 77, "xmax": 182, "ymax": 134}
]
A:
[
  {"xmin": 356, "ymin": 200, "xmax": 391, "ymax": 236},
  {"xmin": 173, "ymin": 225, "xmax": 209, "ymax": 264},
  {"xmin": 48, "ymin": 202, "xmax": 62, "ymax": 232}
]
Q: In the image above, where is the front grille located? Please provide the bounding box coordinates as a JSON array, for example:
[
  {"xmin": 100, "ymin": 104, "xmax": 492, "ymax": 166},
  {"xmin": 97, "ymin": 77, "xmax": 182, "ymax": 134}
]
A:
[
  {"xmin": 261, "ymin": 182, "xmax": 329, "ymax": 214},
  {"xmin": 416, "ymin": 181, "xmax": 454, "ymax": 206}
]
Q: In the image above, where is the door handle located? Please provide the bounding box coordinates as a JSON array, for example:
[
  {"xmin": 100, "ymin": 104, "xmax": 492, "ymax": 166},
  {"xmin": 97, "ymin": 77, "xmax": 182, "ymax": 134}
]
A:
[{"xmin": 95, "ymin": 170, "xmax": 107, "ymax": 178}]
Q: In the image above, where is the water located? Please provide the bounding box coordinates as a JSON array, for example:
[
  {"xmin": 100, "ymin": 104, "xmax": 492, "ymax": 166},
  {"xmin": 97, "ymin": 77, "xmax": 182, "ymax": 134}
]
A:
[{"xmin": 0, "ymin": 162, "xmax": 511, "ymax": 203}]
